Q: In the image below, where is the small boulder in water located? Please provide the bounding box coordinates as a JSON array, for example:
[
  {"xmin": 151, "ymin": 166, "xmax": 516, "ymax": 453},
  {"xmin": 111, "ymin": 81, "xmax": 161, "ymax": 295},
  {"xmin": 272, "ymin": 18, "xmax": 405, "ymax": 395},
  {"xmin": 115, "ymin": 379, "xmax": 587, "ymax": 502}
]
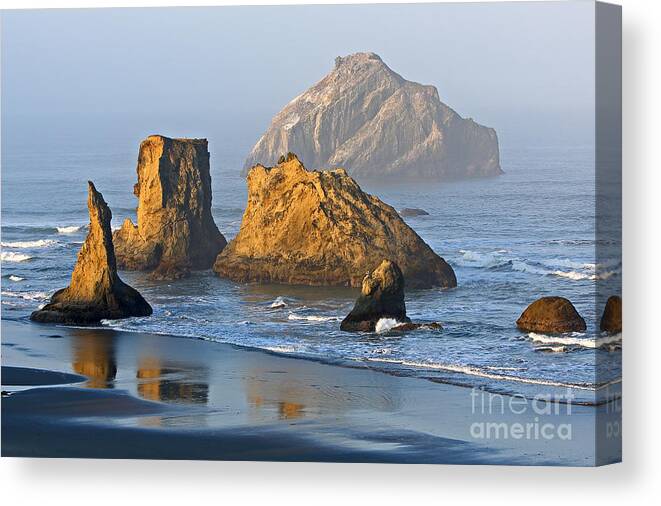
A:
[
  {"xmin": 400, "ymin": 208, "xmax": 430, "ymax": 217},
  {"xmin": 340, "ymin": 260, "xmax": 410, "ymax": 332},
  {"xmin": 30, "ymin": 182, "xmax": 152, "ymax": 325},
  {"xmin": 516, "ymin": 296, "xmax": 586, "ymax": 333},
  {"xmin": 600, "ymin": 295, "xmax": 622, "ymax": 333}
]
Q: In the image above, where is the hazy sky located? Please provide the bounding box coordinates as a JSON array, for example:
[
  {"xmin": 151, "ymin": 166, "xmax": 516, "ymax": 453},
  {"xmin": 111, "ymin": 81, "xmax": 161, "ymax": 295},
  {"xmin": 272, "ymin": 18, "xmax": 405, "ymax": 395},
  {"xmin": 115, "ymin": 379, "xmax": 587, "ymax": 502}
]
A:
[{"xmin": 1, "ymin": 2, "xmax": 595, "ymax": 155}]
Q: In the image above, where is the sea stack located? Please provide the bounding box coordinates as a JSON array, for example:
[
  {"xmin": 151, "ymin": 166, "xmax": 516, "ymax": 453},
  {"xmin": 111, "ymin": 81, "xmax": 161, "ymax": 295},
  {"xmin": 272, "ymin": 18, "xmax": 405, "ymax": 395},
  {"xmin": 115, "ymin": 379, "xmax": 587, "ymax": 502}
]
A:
[
  {"xmin": 31, "ymin": 182, "xmax": 152, "ymax": 324},
  {"xmin": 340, "ymin": 260, "xmax": 410, "ymax": 332},
  {"xmin": 516, "ymin": 296, "xmax": 586, "ymax": 333},
  {"xmin": 113, "ymin": 135, "xmax": 227, "ymax": 280},
  {"xmin": 213, "ymin": 153, "xmax": 456, "ymax": 289},
  {"xmin": 600, "ymin": 295, "xmax": 622, "ymax": 334},
  {"xmin": 244, "ymin": 52, "xmax": 501, "ymax": 180}
]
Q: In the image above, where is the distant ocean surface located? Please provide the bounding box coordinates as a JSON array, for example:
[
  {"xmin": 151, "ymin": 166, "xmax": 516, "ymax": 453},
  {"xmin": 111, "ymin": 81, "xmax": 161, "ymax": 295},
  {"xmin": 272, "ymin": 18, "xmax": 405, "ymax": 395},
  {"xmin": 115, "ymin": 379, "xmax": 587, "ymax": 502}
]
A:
[{"xmin": 1, "ymin": 143, "xmax": 621, "ymax": 404}]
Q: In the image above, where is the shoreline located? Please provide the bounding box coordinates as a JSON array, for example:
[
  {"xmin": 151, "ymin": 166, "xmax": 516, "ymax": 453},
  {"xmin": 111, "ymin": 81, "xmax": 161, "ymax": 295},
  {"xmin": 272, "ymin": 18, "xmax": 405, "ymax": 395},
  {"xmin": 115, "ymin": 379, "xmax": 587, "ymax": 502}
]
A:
[
  {"xmin": 1, "ymin": 318, "xmax": 620, "ymax": 464},
  {"xmin": 14, "ymin": 312, "xmax": 620, "ymax": 407}
]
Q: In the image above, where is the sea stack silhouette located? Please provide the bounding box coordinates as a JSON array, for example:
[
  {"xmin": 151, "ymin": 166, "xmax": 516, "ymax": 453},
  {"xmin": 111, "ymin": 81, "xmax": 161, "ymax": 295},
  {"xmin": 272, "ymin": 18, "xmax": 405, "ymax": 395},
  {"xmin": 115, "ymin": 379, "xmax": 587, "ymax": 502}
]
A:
[
  {"xmin": 214, "ymin": 153, "xmax": 456, "ymax": 289},
  {"xmin": 340, "ymin": 260, "xmax": 410, "ymax": 332},
  {"xmin": 30, "ymin": 182, "xmax": 152, "ymax": 324},
  {"xmin": 113, "ymin": 135, "xmax": 227, "ymax": 280},
  {"xmin": 244, "ymin": 52, "xmax": 501, "ymax": 180}
]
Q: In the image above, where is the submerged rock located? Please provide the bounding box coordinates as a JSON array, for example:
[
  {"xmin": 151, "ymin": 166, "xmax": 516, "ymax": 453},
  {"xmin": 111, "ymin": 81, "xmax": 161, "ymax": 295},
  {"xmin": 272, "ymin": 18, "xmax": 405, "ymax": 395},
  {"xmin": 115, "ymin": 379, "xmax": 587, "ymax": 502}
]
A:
[
  {"xmin": 341, "ymin": 260, "xmax": 410, "ymax": 332},
  {"xmin": 31, "ymin": 182, "xmax": 152, "ymax": 324},
  {"xmin": 390, "ymin": 321, "xmax": 443, "ymax": 332},
  {"xmin": 213, "ymin": 154, "xmax": 456, "ymax": 289},
  {"xmin": 244, "ymin": 52, "xmax": 501, "ymax": 180},
  {"xmin": 400, "ymin": 208, "xmax": 430, "ymax": 217},
  {"xmin": 516, "ymin": 296, "xmax": 586, "ymax": 333},
  {"xmin": 600, "ymin": 295, "xmax": 622, "ymax": 333},
  {"xmin": 113, "ymin": 135, "xmax": 226, "ymax": 279}
]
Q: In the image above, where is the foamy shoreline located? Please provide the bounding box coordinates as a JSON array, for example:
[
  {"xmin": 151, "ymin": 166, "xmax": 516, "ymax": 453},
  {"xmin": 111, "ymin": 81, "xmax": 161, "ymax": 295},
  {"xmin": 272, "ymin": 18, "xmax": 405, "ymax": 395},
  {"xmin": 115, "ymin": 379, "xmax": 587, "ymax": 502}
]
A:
[{"xmin": 2, "ymin": 319, "xmax": 620, "ymax": 464}]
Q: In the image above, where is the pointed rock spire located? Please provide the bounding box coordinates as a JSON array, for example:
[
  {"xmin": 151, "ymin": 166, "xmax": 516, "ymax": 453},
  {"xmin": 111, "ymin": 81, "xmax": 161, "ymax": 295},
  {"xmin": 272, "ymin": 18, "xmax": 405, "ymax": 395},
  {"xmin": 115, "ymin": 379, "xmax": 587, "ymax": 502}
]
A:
[{"xmin": 31, "ymin": 182, "xmax": 152, "ymax": 324}]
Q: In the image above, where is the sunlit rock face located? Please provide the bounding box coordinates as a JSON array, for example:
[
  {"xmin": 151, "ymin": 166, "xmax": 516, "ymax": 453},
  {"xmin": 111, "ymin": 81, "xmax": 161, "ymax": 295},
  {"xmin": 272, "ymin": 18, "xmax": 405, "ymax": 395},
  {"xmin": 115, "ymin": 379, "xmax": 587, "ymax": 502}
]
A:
[
  {"xmin": 244, "ymin": 52, "xmax": 502, "ymax": 180},
  {"xmin": 114, "ymin": 135, "xmax": 227, "ymax": 280},
  {"xmin": 30, "ymin": 182, "xmax": 152, "ymax": 324},
  {"xmin": 214, "ymin": 154, "xmax": 456, "ymax": 289}
]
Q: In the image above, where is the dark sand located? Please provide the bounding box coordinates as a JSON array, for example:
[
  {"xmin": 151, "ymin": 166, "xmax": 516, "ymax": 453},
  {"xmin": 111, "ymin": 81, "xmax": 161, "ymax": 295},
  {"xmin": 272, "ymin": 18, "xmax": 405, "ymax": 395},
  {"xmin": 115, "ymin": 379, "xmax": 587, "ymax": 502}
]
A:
[{"xmin": 1, "ymin": 319, "xmax": 619, "ymax": 464}]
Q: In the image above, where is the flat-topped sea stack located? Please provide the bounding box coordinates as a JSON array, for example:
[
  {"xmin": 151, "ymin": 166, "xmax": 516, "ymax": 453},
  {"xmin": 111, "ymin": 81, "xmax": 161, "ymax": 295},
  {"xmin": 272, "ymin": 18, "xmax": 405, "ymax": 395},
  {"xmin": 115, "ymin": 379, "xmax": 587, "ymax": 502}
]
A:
[
  {"xmin": 114, "ymin": 135, "xmax": 227, "ymax": 280},
  {"xmin": 31, "ymin": 182, "xmax": 152, "ymax": 324},
  {"xmin": 214, "ymin": 154, "xmax": 456, "ymax": 289},
  {"xmin": 516, "ymin": 296, "xmax": 586, "ymax": 334},
  {"xmin": 244, "ymin": 52, "xmax": 501, "ymax": 180}
]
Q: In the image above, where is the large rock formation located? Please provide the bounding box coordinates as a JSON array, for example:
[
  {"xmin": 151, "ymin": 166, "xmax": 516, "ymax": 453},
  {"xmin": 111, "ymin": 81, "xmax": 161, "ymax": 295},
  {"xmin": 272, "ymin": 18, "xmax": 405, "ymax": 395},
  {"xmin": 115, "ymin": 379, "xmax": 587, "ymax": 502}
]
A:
[
  {"xmin": 516, "ymin": 297, "xmax": 586, "ymax": 333},
  {"xmin": 113, "ymin": 135, "xmax": 227, "ymax": 280},
  {"xmin": 340, "ymin": 260, "xmax": 410, "ymax": 332},
  {"xmin": 600, "ymin": 295, "xmax": 622, "ymax": 333},
  {"xmin": 244, "ymin": 52, "xmax": 501, "ymax": 180},
  {"xmin": 213, "ymin": 154, "xmax": 456, "ymax": 289},
  {"xmin": 31, "ymin": 182, "xmax": 152, "ymax": 324}
]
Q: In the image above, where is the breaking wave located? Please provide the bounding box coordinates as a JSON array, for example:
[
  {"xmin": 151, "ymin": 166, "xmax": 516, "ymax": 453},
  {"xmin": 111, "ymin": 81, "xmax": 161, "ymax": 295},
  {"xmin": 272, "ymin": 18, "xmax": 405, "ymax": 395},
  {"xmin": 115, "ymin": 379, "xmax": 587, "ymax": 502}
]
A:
[
  {"xmin": 527, "ymin": 332, "xmax": 622, "ymax": 349},
  {"xmin": 1, "ymin": 290, "xmax": 50, "ymax": 301},
  {"xmin": 288, "ymin": 313, "xmax": 341, "ymax": 322},
  {"xmin": 57, "ymin": 225, "xmax": 85, "ymax": 234},
  {"xmin": 456, "ymin": 249, "xmax": 620, "ymax": 281},
  {"xmin": 270, "ymin": 296, "xmax": 288, "ymax": 309},
  {"xmin": 375, "ymin": 318, "xmax": 400, "ymax": 333},
  {"xmin": 1, "ymin": 252, "xmax": 33, "ymax": 262},
  {"xmin": 1, "ymin": 239, "xmax": 57, "ymax": 249}
]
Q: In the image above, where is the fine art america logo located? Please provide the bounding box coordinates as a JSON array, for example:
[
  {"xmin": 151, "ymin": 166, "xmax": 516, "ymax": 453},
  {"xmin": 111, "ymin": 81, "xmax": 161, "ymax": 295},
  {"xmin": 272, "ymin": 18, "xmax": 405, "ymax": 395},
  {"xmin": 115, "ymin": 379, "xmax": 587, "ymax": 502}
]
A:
[{"xmin": 469, "ymin": 388, "xmax": 574, "ymax": 441}]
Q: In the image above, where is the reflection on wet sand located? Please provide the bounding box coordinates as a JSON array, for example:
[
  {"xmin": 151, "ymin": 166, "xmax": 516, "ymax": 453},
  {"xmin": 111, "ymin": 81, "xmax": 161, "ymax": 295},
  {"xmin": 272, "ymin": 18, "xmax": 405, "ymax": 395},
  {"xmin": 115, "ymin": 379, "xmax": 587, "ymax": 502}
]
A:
[
  {"xmin": 245, "ymin": 375, "xmax": 308, "ymax": 421},
  {"xmin": 71, "ymin": 331, "xmax": 117, "ymax": 389},
  {"xmin": 136, "ymin": 357, "xmax": 209, "ymax": 405},
  {"xmin": 245, "ymin": 366, "xmax": 403, "ymax": 422}
]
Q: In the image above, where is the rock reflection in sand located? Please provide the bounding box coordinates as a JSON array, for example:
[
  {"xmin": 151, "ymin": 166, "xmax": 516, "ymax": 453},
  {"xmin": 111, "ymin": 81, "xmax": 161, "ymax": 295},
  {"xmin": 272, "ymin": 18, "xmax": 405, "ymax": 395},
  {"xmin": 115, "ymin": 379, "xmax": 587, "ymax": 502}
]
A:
[
  {"xmin": 70, "ymin": 331, "xmax": 117, "ymax": 389},
  {"xmin": 246, "ymin": 376, "xmax": 306, "ymax": 420},
  {"xmin": 136, "ymin": 357, "xmax": 209, "ymax": 406}
]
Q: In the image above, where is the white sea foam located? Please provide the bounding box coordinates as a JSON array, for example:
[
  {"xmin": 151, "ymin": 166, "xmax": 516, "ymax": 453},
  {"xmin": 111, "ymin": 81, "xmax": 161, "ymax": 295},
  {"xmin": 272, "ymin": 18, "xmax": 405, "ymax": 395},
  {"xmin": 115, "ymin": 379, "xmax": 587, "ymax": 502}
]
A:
[
  {"xmin": 8, "ymin": 275, "xmax": 25, "ymax": 282},
  {"xmin": 457, "ymin": 249, "xmax": 510, "ymax": 269},
  {"xmin": 57, "ymin": 225, "xmax": 84, "ymax": 234},
  {"xmin": 1, "ymin": 239, "xmax": 57, "ymax": 249},
  {"xmin": 551, "ymin": 270, "xmax": 616, "ymax": 281},
  {"xmin": 375, "ymin": 318, "xmax": 400, "ymax": 333},
  {"xmin": 458, "ymin": 250, "xmax": 620, "ymax": 281},
  {"xmin": 1, "ymin": 252, "xmax": 33, "ymax": 262},
  {"xmin": 264, "ymin": 345, "xmax": 299, "ymax": 353},
  {"xmin": 288, "ymin": 313, "xmax": 340, "ymax": 322},
  {"xmin": 1, "ymin": 290, "xmax": 49, "ymax": 301},
  {"xmin": 528, "ymin": 332, "xmax": 622, "ymax": 349},
  {"xmin": 365, "ymin": 357, "xmax": 605, "ymax": 390},
  {"xmin": 270, "ymin": 296, "xmax": 288, "ymax": 309}
]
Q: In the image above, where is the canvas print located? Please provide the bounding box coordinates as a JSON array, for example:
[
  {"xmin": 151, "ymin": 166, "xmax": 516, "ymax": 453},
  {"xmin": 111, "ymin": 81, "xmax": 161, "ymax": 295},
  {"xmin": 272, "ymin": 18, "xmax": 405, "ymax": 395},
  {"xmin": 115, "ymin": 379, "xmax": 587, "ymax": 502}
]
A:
[{"xmin": 1, "ymin": 1, "xmax": 621, "ymax": 465}]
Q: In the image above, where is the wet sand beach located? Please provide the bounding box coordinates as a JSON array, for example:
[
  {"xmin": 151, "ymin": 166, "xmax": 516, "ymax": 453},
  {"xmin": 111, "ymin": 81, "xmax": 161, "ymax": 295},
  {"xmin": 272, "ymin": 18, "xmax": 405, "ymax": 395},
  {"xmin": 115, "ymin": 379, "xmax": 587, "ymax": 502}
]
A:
[{"xmin": 1, "ymin": 319, "xmax": 619, "ymax": 465}]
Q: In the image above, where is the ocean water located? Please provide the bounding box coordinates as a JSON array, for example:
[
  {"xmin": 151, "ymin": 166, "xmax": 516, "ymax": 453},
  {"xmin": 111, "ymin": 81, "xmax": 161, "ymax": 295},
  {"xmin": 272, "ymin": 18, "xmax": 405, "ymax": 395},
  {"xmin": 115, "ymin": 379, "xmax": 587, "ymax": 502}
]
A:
[{"xmin": 1, "ymin": 143, "xmax": 621, "ymax": 404}]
